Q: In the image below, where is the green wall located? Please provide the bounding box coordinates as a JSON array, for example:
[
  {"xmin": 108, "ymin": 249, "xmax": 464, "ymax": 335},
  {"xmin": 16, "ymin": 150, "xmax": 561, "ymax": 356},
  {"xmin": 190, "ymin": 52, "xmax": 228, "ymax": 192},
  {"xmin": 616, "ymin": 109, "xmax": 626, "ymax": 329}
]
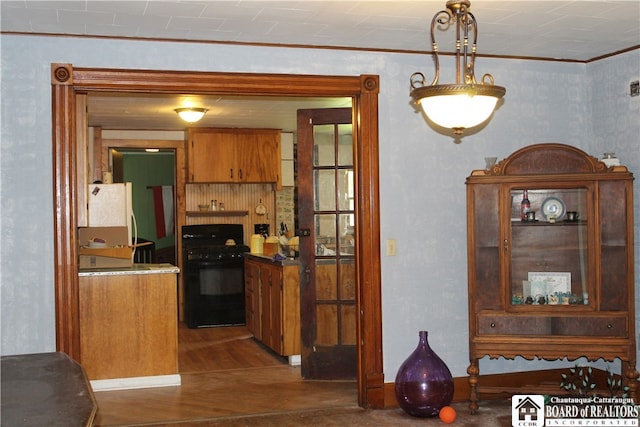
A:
[{"xmin": 122, "ymin": 152, "xmax": 175, "ymax": 250}]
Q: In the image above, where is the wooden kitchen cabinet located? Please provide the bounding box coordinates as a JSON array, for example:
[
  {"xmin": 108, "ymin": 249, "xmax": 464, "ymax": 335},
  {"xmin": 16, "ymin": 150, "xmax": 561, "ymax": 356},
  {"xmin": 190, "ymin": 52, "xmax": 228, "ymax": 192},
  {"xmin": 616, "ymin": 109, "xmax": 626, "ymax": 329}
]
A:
[
  {"xmin": 259, "ymin": 261, "xmax": 281, "ymax": 352},
  {"xmin": 187, "ymin": 128, "xmax": 281, "ymax": 185},
  {"xmin": 466, "ymin": 144, "xmax": 637, "ymax": 412},
  {"xmin": 79, "ymin": 267, "xmax": 180, "ymax": 382},
  {"xmin": 244, "ymin": 258, "xmax": 261, "ymax": 339},
  {"xmin": 244, "ymin": 256, "xmax": 300, "ymax": 356}
]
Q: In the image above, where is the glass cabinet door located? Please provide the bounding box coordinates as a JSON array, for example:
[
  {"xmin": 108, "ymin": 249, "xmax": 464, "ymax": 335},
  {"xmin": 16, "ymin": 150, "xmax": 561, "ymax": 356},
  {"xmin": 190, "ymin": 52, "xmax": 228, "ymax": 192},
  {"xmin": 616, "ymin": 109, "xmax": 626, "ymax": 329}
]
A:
[{"xmin": 508, "ymin": 186, "xmax": 590, "ymax": 307}]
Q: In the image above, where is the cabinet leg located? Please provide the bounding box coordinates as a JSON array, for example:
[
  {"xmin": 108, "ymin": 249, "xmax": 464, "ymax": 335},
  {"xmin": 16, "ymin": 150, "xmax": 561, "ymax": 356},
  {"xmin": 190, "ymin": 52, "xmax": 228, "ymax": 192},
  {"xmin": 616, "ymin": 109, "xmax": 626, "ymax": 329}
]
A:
[
  {"xmin": 467, "ymin": 360, "xmax": 479, "ymax": 414},
  {"xmin": 623, "ymin": 361, "xmax": 639, "ymax": 403}
]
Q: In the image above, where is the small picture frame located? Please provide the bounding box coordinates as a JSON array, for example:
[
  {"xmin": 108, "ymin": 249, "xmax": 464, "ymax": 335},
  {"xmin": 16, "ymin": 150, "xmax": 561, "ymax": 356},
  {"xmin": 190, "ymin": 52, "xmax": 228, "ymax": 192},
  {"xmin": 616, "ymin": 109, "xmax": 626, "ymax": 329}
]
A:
[{"xmin": 527, "ymin": 272, "xmax": 571, "ymax": 295}]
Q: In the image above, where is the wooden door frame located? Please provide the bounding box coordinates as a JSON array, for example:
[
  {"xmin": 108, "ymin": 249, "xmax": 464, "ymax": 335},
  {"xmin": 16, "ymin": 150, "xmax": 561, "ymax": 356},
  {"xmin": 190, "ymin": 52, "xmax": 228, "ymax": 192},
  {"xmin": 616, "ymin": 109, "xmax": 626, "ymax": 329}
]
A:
[{"xmin": 51, "ymin": 64, "xmax": 384, "ymax": 408}]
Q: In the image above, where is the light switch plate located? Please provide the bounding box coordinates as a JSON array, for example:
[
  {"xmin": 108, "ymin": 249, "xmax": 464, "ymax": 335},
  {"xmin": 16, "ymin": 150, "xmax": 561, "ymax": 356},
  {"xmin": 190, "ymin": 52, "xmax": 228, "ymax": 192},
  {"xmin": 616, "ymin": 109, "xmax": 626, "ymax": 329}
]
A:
[{"xmin": 386, "ymin": 239, "xmax": 397, "ymax": 256}]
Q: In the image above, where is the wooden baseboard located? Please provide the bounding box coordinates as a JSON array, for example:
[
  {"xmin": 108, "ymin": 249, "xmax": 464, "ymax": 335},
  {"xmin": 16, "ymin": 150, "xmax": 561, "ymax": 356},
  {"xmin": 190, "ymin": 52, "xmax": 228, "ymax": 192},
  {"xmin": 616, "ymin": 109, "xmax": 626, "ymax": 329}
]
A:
[
  {"xmin": 383, "ymin": 368, "xmax": 612, "ymax": 409},
  {"xmin": 91, "ymin": 374, "xmax": 181, "ymax": 391}
]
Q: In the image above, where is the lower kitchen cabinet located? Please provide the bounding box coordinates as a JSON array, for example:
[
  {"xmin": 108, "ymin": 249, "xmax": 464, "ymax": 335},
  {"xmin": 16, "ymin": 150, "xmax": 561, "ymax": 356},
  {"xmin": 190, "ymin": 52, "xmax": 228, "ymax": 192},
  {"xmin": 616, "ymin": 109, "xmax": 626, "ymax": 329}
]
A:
[
  {"xmin": 244, "ymin": 259, "xmax": 261, "ymax": 339},
  {"xmin": 78, "ymin": 266, "xmax": 180, "ymax": 382},
  {"xmin": 244, "ymin": 256, "xmax": 300, "ymax": 356}
]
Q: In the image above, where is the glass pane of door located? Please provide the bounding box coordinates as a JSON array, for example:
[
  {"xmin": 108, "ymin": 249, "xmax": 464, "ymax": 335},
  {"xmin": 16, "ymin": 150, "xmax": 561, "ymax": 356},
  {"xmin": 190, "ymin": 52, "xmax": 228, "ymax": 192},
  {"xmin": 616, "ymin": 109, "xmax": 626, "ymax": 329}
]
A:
[
  {"xmin": 314, "ymin": 170, "xmax": 336, "ymax": 211},
  {"xmin": 313, "ymin": 124, "xmax": 336, "ymax": 167}
]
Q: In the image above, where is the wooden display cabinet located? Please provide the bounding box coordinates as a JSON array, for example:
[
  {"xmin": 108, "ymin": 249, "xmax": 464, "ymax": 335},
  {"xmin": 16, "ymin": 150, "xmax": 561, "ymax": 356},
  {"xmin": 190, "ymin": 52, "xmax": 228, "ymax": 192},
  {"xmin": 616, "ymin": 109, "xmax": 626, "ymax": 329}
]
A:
[
  {"xmin": 187, "ymin": 128, "xmax": 281, "ymax": 185},
  {"xmin": 466, "ymin": 143, "xmax": 637, "ymax": 412}
]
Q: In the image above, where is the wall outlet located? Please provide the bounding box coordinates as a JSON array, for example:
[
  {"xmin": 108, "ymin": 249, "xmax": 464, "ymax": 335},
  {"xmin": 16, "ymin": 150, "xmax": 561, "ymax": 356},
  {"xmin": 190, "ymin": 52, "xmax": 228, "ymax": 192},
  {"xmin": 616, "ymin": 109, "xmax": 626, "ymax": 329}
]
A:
[
  {"xmin": 631, "ymin": 80, "xmax": 639, "ymax": 97},
  {"xmin": 386, "ymin": 239, "xmax": 397, "ymax": 256}
]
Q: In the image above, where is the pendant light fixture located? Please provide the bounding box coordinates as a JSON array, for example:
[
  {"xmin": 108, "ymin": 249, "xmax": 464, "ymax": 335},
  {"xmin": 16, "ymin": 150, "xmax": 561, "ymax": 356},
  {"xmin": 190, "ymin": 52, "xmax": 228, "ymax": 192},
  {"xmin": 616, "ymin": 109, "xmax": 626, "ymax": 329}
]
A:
[
  {"xmin": 410, "ymin": 0, "xmax": 505, "ymax": 135},
  {"xmin": 174, "ymin": 107, "xmax": 208, "ymax": 123}
]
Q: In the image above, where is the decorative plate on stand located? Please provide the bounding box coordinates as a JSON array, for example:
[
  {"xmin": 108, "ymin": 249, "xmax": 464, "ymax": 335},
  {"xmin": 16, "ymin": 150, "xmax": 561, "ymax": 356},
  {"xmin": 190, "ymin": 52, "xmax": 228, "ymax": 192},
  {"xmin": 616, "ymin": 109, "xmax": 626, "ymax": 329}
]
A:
[{"xmin": 541, "ymin": 197, "xmax": 566, "ymax": 221}]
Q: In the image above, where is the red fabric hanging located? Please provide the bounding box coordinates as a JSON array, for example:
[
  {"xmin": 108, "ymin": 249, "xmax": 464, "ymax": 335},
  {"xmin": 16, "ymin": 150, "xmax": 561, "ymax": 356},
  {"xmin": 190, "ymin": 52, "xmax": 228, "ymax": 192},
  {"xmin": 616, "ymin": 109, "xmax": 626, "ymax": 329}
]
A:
[{"xmin": 152, "ymin": 186, "xmax": 167, "ymax": 238}]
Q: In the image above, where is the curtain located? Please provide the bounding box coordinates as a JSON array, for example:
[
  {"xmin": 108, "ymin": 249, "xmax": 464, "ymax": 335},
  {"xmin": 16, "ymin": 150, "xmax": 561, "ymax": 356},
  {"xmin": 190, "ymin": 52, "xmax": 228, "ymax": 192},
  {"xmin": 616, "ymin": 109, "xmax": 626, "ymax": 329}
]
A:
[{"xmin": 152, "ymin": 185, "xmax": 174, "ymax": 238}]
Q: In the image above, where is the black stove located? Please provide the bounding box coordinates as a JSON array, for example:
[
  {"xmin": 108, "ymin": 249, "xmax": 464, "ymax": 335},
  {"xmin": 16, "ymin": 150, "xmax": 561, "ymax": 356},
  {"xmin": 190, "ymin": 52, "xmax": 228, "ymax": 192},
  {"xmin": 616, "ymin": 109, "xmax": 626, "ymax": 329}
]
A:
[
  {"xmin": 183, "ymin": 224, "xmax": 249, "ymax": 248},
  {"xmin": 182, "ymin": 224, "xmax": 249, "ymax": 328}
]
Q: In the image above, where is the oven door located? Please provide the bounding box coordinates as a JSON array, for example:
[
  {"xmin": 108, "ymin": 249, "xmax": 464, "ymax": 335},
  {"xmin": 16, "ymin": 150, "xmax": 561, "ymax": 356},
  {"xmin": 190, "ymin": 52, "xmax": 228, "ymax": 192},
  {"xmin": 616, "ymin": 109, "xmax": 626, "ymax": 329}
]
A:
[{"xmin": 184, "ymin": 257, "xmax": 246, "ymax": 328}]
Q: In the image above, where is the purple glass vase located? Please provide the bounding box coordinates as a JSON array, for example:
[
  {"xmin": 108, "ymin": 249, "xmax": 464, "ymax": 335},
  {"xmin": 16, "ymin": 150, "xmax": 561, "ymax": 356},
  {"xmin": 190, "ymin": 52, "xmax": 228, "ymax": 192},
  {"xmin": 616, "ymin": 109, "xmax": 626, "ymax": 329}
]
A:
[{"xmin": 394, "ymin": 330, "xmax": 454, "ymax": 417}]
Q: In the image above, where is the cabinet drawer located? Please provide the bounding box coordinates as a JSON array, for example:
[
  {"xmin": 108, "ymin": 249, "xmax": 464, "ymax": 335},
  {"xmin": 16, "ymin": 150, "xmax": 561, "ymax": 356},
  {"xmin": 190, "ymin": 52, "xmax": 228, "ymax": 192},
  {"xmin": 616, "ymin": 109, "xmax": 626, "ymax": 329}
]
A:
[
  {"xmin": 477, "ymin": 315, "xmax": 627, "ymax": 337},
  {"xmin": 551, "ymin": 316, "xmax": 626, "ymax": 337}
]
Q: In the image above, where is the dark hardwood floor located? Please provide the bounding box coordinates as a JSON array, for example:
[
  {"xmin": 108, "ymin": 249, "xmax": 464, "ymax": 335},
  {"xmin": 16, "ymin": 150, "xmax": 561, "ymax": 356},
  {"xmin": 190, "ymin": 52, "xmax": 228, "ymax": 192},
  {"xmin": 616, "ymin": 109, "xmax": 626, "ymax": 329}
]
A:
[{"xmin": 92, "ymin": 324, "xmax": 358, "ymax": 426}]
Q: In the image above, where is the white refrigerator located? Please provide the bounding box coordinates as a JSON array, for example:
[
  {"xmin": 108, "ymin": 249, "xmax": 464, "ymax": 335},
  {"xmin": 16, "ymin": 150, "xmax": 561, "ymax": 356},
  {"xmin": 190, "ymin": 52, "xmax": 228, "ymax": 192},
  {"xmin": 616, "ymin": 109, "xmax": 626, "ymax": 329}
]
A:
[{"xmin": 87, "ymin": 183, "xmax": 134, "ymax": 243}]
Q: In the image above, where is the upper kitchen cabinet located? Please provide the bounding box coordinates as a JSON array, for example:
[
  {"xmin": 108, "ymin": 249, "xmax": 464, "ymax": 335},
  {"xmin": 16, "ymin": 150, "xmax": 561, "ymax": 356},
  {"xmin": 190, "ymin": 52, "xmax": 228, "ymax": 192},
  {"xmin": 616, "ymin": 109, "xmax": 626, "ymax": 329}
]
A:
[
  {"xmin": 187, "ymin": 128, "xmax": 282, "ymax": 187},
  {"xmin": 466, "ymin": 143, "xmax": 636, "ymax": 412}
]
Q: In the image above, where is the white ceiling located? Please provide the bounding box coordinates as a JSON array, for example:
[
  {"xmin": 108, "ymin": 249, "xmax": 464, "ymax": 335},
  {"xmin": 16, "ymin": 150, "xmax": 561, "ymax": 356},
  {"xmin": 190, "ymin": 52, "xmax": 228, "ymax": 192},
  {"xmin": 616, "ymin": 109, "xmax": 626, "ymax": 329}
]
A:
[
  {"xmin": 86, "ymin": 93, "xmax": 352, "ymax": 132},
  {"xmin": 3, "ymin": 1, "xmax": 639, "ymax": 61},
  {"xmin": 2, "ymin": 0, "xmax": 639, "ymax": 131}
]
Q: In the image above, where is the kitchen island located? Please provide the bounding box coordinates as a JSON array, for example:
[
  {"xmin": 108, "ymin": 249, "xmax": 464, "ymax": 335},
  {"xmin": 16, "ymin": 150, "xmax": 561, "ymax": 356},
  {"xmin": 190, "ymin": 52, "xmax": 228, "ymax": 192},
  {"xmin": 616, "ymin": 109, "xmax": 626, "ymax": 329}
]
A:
[{"xmin": 79, "ymin": 263, "xmax": 180, "ymax": 391}]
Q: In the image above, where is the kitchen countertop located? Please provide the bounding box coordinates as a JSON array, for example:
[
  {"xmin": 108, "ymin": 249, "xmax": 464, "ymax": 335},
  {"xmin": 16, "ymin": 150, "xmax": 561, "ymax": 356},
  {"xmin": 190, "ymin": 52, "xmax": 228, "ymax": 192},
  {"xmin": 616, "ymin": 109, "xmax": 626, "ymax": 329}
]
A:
[
  {"xmin": 245, "ymin": 253, "xmax": 300, "ymax": 266},
  {"xmin": 79, "ymin": 263, "xmax": 179, "ymax": 276}
]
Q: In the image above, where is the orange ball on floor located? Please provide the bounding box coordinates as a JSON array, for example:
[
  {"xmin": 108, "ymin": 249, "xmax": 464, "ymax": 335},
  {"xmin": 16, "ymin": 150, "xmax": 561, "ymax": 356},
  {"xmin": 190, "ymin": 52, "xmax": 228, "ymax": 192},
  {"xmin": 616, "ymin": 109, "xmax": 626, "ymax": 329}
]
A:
[{"xmin": 439, "ymin": 406, "xmax": 457, "ymax": 424}]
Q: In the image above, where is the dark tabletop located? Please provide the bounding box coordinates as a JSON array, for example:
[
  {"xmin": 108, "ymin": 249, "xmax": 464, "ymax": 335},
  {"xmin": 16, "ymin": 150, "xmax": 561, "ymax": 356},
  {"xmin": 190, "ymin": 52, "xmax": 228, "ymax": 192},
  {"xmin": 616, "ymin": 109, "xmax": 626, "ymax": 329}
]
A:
[{"xmin": 1, "ymin": 352, "xmax": 97, "ymax": 426}]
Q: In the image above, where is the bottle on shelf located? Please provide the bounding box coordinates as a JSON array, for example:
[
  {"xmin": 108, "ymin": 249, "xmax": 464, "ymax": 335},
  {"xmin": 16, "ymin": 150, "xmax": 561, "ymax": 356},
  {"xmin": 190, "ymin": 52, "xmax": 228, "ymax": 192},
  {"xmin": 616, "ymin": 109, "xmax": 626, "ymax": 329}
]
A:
[
  {"xmin": 210, "ymin": 199, "xmax": 217, "ymax": 211},
  {"xmin": 520, "ymin": 190, "xmax": 530, "ymax": 221}
]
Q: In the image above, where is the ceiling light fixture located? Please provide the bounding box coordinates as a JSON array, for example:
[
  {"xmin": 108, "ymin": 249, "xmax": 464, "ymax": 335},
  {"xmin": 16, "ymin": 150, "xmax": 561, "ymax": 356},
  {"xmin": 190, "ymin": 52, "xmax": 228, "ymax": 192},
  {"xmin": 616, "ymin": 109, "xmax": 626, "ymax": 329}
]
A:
[
  {"xmin": 410, "ymin": 0, "xmax": 505, "ymax": 136},
  {"xmin": 174, "ymin": 107, "xmax": 208, "ymax": 123}
]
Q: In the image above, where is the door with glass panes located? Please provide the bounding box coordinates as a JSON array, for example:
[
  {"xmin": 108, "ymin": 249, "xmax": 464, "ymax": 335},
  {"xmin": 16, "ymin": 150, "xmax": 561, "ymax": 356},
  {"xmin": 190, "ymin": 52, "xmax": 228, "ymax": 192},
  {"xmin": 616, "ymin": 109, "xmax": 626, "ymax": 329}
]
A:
[{"xmin": 297, "ymin": 107, "xmax": 356, "ymax": 379}]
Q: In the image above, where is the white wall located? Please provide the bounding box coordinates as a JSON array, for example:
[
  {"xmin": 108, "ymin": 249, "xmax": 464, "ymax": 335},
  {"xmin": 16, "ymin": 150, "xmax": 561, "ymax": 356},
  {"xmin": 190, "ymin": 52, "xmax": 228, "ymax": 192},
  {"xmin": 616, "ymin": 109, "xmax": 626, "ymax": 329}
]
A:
[{"xmin": 1, "ymin": 34, "xmax": 638, "ymax": 382}]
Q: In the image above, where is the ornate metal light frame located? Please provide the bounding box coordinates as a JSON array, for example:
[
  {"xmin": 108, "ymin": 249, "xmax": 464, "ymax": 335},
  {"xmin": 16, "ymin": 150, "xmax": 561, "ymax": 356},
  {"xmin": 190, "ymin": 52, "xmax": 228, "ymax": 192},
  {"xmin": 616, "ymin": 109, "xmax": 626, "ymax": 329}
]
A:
[{"xmin": 410, "ymin": 0, "xmax": 506, "ymax": 135}]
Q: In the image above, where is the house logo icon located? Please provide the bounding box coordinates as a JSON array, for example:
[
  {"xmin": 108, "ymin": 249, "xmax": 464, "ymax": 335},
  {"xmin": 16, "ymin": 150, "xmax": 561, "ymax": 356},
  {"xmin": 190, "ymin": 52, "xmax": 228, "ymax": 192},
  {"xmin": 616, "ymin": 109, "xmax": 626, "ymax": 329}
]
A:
[{"xmin": 512, "ymin": 394, "xmax": 544, "ymax": 427}]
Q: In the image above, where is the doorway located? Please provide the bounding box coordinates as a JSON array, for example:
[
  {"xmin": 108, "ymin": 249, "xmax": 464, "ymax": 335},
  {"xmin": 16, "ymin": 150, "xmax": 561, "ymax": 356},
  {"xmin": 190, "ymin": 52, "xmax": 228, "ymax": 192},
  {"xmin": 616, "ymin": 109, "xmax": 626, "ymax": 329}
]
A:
[
  {"xmin": 110, "ymin": 147, "xmax": 177, "ymax": 265},
  {"xmin": 100, "ymin": 106, "xmax": 350, "ymax": 378},
  {"xmin": 51, "ymin": 65, "xmax": 384, "ymax": 408}
]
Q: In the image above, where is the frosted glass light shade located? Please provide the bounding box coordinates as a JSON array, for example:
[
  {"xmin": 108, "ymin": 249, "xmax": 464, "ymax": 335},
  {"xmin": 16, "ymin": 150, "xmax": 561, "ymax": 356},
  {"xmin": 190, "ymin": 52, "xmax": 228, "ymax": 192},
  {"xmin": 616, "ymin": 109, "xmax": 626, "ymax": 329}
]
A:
[
  {"xmin": 175, "ymin": 107, "xmax": 207, "ymax": 123},
  {"xmin": 419, "ymin": 94, "xmax": 499, "ymax": 130},
  {"xmin": 411, "ymin": 83, "xmax": 505, "ymax": 134}
]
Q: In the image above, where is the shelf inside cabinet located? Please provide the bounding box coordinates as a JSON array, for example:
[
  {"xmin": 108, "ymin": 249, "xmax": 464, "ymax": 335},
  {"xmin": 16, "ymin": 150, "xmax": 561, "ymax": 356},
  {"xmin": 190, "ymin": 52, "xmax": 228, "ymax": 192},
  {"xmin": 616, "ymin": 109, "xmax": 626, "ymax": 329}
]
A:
[
  {"xmin": 186, "ymin": 210, "xmax": 249, "ymax": 217},
  {"xmin": 511, "ymin": 220, "xmax": 587, "ymax": 226}
]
